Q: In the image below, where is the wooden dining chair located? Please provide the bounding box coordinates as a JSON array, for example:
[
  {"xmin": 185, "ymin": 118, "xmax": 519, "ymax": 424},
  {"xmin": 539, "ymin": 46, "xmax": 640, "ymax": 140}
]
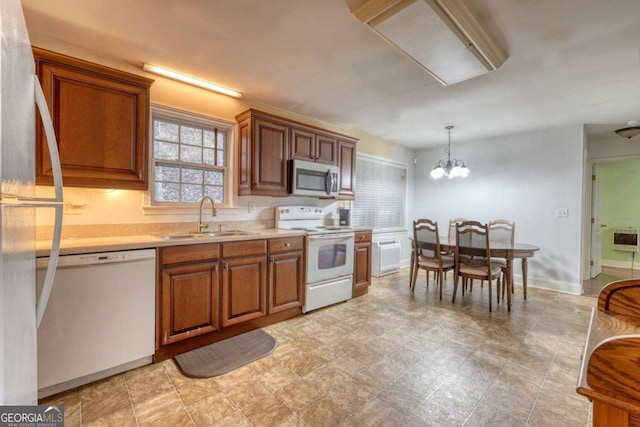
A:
[
  {"xmin": 453, "ymin": 221, "xmax": 502, "ymax": 312},
  {"xmin": 412, "ymin": 219, "xmax": 454, "ymax": 300},
  {"xmin": 489, "ymin": 219, "xmax": 515, "ymax": 299}
]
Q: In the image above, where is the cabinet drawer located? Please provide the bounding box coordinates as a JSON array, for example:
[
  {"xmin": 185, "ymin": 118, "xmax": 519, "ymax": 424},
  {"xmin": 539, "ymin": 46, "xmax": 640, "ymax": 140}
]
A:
[
  {"xmin": 160, "ymin": 244, "xmax": 219, "ymax": 266},
  {"xmin": 221, "ymin": 240, "xmax": 266, "ymax": 258},
  {"xmin": 355, "ymin": 231, "xmax": 372, "ymax": 243},
  {"xmin": 268, "ymin": 236, "xmax": 304, "ymax": 254}
]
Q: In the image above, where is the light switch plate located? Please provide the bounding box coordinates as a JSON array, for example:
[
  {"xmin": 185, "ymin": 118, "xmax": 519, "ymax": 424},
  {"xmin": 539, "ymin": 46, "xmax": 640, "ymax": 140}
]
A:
[{"xmin": 556, "ymin": 208, "xmax": 569, "ymax": 218}]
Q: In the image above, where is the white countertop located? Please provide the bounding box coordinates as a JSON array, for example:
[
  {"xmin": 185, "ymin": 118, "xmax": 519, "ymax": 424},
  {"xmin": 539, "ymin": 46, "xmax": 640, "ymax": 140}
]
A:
[{"xmin": 36, "ymin": 229, "xmax": 306, "ymax": 257}]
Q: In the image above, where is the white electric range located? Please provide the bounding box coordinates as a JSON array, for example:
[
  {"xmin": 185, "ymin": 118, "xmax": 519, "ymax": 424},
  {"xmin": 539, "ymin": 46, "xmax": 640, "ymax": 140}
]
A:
[{"xmin": 276, "ymin": 206, "xmax": 354, "ymax": 312}]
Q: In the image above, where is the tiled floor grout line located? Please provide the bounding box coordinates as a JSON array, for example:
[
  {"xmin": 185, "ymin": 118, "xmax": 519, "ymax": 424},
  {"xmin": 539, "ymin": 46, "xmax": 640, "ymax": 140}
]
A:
[
  {"xmin": 162, "ymin": 363, "xmax": 197, "ymax": 427},
  {"xmin": 523, "ymin": 300, "xmax": 576, "ymax": 425},
  {"xmin": 122, "ymin": 378, "xmax": 140, "ymax": 427}
]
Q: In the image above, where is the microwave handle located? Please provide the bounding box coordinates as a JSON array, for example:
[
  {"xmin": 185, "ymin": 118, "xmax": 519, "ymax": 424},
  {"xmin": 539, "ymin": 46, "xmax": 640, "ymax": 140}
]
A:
[{"xmin": 325, "ymin": 169, "xmax": 332, "ymax": 195}]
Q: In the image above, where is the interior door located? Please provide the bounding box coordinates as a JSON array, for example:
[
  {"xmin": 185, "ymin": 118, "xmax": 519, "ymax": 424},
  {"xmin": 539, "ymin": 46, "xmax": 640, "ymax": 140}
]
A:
[{"xmin": 590, "ymin": 163, "xmax": 603, "ymax": 278}]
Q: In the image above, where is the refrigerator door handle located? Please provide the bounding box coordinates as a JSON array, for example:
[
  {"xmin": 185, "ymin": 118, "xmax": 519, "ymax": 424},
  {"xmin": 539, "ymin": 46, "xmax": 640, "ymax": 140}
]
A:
[
  {"xmin": 16, "ymin": 75, "xmax": 63, "ymax": 204},
  {"xmin": 36, "ymin": 203, "xmax": 63, "ymax": 328}
]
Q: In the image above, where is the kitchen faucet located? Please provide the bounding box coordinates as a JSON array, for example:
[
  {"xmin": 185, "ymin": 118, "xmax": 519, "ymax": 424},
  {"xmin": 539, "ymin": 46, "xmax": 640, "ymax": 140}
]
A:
[{"xmin": 197, "ymin": 196, "xmax": 217, "ymax": 232}]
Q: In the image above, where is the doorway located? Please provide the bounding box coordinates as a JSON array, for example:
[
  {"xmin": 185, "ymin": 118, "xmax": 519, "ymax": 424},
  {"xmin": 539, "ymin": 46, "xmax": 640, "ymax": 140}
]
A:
[{"xmin": 585, "ymin": 157, "xmax": 640, "ymax": 295}]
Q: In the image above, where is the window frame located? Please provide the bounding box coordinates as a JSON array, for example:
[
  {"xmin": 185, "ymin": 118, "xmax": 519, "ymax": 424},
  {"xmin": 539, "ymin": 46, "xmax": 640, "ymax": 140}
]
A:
[{"xmin": 146, "ymin": 104, "xmax": 236, "ymax": 210}]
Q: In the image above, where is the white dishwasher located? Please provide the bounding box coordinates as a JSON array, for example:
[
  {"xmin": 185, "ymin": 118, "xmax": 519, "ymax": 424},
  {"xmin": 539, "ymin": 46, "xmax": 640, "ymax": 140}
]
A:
[{"xmin": 36, "ymin": 249, "xmax": 156, "ymax": 398}]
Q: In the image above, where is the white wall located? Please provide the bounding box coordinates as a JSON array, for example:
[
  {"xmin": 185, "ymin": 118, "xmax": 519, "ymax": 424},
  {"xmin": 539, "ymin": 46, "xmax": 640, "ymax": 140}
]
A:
[{"xmin": 413, "ymin": 125, "xmax": 585, "ymax": 294}]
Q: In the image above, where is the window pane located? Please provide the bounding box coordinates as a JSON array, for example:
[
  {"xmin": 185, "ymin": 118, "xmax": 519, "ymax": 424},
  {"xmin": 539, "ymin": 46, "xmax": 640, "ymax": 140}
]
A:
[
  {"xmin": 152, "ymin": 109, "xmax": 229, "ymax": 206},
  {"xmin": 180, "ymin": 145, "xmax": 202, "ymax": 163},
  {"xmin": 203, "ymin": 148, "xmax": 215, "ymax": 166},
  {"xmin": 181, "ymin": 167, "xmax": 203, "ymax": 184},
  {"xmin": 181, "ymin": 125, "xmax": 202, "ymax": 146},
  {"xmin": 155, "ymin": 165, "xmax": 179, "ymax": 182},
  {"xmin": 203, "ymin": 130, "xmax": 215, "ymax": 148},
  {"xmin": 155, "ymin": 141, "xmax": 179, "ymax": 161},
  {"xmin": 155, "ymin": 182, "xmax": 180, "ymax": 202},
  {"xmin": 181, "ymin": 184, "xmax": 203, "ymax": 202},
  {"xmin": 154, "ymin": 120, "xmax": 179, "ymax": 142},
  {"xmin": 205, "ymin": 185, "xmax": 224, "ymax": 203},
  {"xmin": 205, "ymin": 170, "xmax": 224, "ymax": 185}
]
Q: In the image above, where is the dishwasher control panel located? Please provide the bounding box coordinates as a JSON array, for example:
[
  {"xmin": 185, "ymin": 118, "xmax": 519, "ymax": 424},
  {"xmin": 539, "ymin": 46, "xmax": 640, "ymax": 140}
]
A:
[{"xmin": 37, "ymin": 249, "xmax": 156, "ymax": 268}]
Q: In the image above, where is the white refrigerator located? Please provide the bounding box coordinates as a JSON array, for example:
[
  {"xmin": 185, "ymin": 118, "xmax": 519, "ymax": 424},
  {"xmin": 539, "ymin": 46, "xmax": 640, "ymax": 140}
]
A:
[{"xmin": 0, "ymin": 0, "xmax": 64, "ymax": 404}]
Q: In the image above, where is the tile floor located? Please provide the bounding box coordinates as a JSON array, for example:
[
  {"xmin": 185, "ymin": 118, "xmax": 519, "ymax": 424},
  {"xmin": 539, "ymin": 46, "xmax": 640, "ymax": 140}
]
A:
[
  {"xmin": 42, "ymin": 268, "xmax": 595, "ymax": 426},
  {"xmin": 582, "ymin": 266, "xmax": 637, "ymax": 296}
]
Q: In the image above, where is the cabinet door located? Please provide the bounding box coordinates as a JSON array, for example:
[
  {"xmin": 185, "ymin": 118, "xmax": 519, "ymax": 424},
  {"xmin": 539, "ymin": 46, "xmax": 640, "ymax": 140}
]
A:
[
  {"xmin": 354, "ymin": 243, "xmax": 371, "ymax": 295},
  {"xmin": 34, "ymin": 48, "xmax": 152, "ymax": 190},
  {"xmin": 338, "ymin": 139, "xmax": 356, "ymax": 199},
  {"xmin": 290, "ymin": 127, "xmax": 315, "ymax": 161},
  {"xmin": 268, "ymin": 251, "xmax": 304, "ymax": 314},
  {"xmin": 253, "ymin": 118, "xmax": 289, "ymax": 196},
  {"xmin": 221, "ymin": 256, "xmax": 267, "ymax": 327},
  {"xmin": 160, "ymin": 262, "xmax": 219, "ymax": 346},
  {"xmin": 316, "ymin": 134, "xmax": 338, "ymax": 165}
]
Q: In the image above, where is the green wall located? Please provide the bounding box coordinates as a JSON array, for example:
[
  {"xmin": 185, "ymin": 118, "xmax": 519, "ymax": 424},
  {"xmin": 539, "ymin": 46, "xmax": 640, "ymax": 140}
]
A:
[{"xmin": 601, "ymin": 158, "xmax": 640, "ymax": 266}]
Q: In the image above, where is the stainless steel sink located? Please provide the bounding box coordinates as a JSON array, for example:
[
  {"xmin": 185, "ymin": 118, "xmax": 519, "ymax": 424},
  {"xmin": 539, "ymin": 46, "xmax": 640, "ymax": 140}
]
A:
[
  {"xmin": 201, "ymin": 230, "xmax": 257, "ymax": 237},
  {"xmin": 158, "ymin": 233, "xmax": 206, "ymax": 240},
  {"xmin": 158, "ymin": 230, "xmax": 257, "ymax": 240}
]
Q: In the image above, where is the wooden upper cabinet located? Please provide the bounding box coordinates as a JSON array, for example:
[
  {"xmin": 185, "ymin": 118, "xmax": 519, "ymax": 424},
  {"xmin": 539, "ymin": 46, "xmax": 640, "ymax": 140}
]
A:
[
  {"xmin": 338, "ymin": 139, "xmax": 356, "ymax": 200},
  {"xmin": 316, "ymin": 133, "xmax": 338, "ymax": 165},
  {"xmin": 236, "ymin": 109, "xmax": 289, "ymax": 197},
  {"xmin": 290, "ymin": 127, "xmax": 315, "ymax": 162},
  {"xmin": 236, "ymin": 109, "xmax": 357, "ymax": 196},
  {"xmin": 34, "ymin": 48, "xmax": 153, "ymax": 190},
  {"xmin": 290, "ymin": 127, "xmax": 337, "ymax": 166}
]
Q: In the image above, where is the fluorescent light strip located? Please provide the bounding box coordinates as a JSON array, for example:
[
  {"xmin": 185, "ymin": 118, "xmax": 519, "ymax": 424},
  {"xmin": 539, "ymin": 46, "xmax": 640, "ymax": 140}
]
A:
[{"xmin": 143, "ymin": 63, "xmax": 242, "ymax": 98}]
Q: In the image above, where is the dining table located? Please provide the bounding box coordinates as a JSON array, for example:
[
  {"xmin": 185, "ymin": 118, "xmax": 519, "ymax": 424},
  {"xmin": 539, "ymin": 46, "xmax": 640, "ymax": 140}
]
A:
[{"xmin": 410, "ymin": 236, "xmax": 540, "ymax": 311}]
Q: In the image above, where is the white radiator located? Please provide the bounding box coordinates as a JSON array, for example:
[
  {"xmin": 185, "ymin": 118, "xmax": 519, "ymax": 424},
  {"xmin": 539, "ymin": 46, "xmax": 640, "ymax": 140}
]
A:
[{"xmin": 372, "ymin": 240, "xmax": 401, "ymax": 277}]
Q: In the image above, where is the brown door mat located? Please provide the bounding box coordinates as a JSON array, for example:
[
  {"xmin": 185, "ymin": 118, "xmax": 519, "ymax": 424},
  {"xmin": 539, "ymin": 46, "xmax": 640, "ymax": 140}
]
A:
[{"xmin": 174, "ymin": 329, "xmax": 277, "ymax": 378}]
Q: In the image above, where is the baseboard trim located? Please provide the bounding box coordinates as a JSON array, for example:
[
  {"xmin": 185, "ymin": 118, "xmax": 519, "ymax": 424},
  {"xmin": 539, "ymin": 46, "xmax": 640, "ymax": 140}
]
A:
[
  {"xmin": 601, "ymin": 259, "xmax": 640, "ymax": 271},
  {"xmin": 515, "ymin": 275, "xmax": 582, "ymax": 295}
]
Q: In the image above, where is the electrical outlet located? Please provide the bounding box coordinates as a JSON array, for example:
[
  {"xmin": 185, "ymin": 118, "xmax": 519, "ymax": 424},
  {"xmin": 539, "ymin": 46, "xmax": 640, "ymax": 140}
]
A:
[
  {"xmin": 556, "ymin": 208, "xmax": 569, "ymax": 218},
  {"xmin": 248, "ymin": 202, "xmax": 256, "ymax": 213}
]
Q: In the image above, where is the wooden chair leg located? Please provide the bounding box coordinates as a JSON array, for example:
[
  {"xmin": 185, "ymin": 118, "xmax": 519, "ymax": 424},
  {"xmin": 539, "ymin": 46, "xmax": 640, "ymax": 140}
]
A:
[
  {"xmin": 411, "ymin": 264, "xmax": 418, "ymax": 292},
  {"xmin": 488, "ymin": 279, "xmax": 492, "ymax": 312},
  {"xmin": 452, "ymin": 274, "xmax": 459, "ymax": 303}
]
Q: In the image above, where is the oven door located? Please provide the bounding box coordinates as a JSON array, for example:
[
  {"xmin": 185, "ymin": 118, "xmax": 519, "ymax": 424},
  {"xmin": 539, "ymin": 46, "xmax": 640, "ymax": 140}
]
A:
[{"xmin": 306, "ymin": 233, "xmax": 354, "ymax": 284}]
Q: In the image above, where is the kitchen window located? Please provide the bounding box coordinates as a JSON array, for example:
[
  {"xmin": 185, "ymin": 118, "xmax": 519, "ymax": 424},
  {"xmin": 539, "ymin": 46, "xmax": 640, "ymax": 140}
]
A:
[
  {"xmin": 352, "ymin": 154, "xmax": 407, "ymax": 231},
  {"xmin": 151, "ymin": 106, "xmax": 233, "ymax": 205}
]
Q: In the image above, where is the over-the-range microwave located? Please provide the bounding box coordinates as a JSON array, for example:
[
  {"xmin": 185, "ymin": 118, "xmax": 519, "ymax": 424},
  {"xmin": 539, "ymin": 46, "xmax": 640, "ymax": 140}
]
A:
[{"xmin": 290, "ymin": 159, "xmax": 339, "ymax": 197}]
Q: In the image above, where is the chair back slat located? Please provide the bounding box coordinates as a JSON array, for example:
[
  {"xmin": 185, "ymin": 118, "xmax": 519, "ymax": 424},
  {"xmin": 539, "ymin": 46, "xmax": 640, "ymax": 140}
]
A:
[
  {"xmin": 413, "ymin": 219, "xmax": 440, "ymax": 260},
  {"xmin": 456, "ymin": 221, "xmax": 491, "ymax": 268},
  {"xmin": 448, "ymin": 217, "xmax": 468, "ymax": 243},
  {"xmin": 489, "ymin": 219, "xmax": 515, "ymax": 246}
]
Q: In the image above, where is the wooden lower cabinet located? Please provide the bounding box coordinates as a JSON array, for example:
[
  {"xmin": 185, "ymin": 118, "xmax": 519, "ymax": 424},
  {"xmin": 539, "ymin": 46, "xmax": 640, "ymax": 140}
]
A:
[
  {"xmin": 160, "ymin": 261, "xmax": 219, "ymax": 346},
  {"xmin": 155, "ymin": 237, "xmax": 304, "ymax": 361},
  {"xmin": 268, "ymin": 251, "xmax": 304, "ymax": 313},
  {"xmin": 353, "ymin": 231, "xmax": 372, "ymax": 297},
  {"xmin": 221, "ymin": 255, "xmax": 267, "ymax": 327}
]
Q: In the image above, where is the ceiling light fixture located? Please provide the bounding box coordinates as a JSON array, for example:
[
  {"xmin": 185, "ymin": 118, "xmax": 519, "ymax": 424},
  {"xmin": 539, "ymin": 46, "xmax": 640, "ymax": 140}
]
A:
[
  {"xmin": 614, "ymin": 120, "xmax": 640, "ymax": 139},
  {"xmin": 142, "ymin": 63, "xmax": 242, "ymax": 98},
  {"xmin": 430, "ymin": 126, "xmax": 469, "ymax": 179},
  {"xmin": 350, "ymin": 0, "xmax": 507, "ymax": 85}
]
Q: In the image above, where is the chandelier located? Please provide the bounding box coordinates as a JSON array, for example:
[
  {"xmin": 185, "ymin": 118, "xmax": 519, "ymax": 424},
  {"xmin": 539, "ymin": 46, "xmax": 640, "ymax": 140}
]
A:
[{"xmin": 430, "ymin": 126, "xmax": 470, "ymax": 179}]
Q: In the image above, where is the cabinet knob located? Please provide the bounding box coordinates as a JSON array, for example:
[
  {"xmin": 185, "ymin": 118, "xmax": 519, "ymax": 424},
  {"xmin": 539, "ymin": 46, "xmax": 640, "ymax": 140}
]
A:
[{"xmin": 285, "ymin": 243, "xmax": 291, "ymax": 247}]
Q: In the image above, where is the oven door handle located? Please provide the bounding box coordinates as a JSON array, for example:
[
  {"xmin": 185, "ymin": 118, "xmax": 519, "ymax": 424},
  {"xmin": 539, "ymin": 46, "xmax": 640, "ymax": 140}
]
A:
[{"xmin": 308, "ymin": 234, "xmax": 354, "ymax": 241}]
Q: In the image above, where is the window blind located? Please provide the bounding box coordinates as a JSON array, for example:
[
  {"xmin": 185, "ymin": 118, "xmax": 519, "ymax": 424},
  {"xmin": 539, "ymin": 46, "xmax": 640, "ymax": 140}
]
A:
[{"xmin": 352, "ymin": 155, "xmax": 407, "ymax": 231}]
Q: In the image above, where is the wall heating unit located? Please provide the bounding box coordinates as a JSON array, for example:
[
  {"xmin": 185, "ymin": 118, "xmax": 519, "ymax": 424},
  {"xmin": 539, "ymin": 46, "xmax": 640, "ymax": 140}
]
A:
[{"xmin": 372, "ymin": 240, "xmax": 401, "ymax": 277}]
